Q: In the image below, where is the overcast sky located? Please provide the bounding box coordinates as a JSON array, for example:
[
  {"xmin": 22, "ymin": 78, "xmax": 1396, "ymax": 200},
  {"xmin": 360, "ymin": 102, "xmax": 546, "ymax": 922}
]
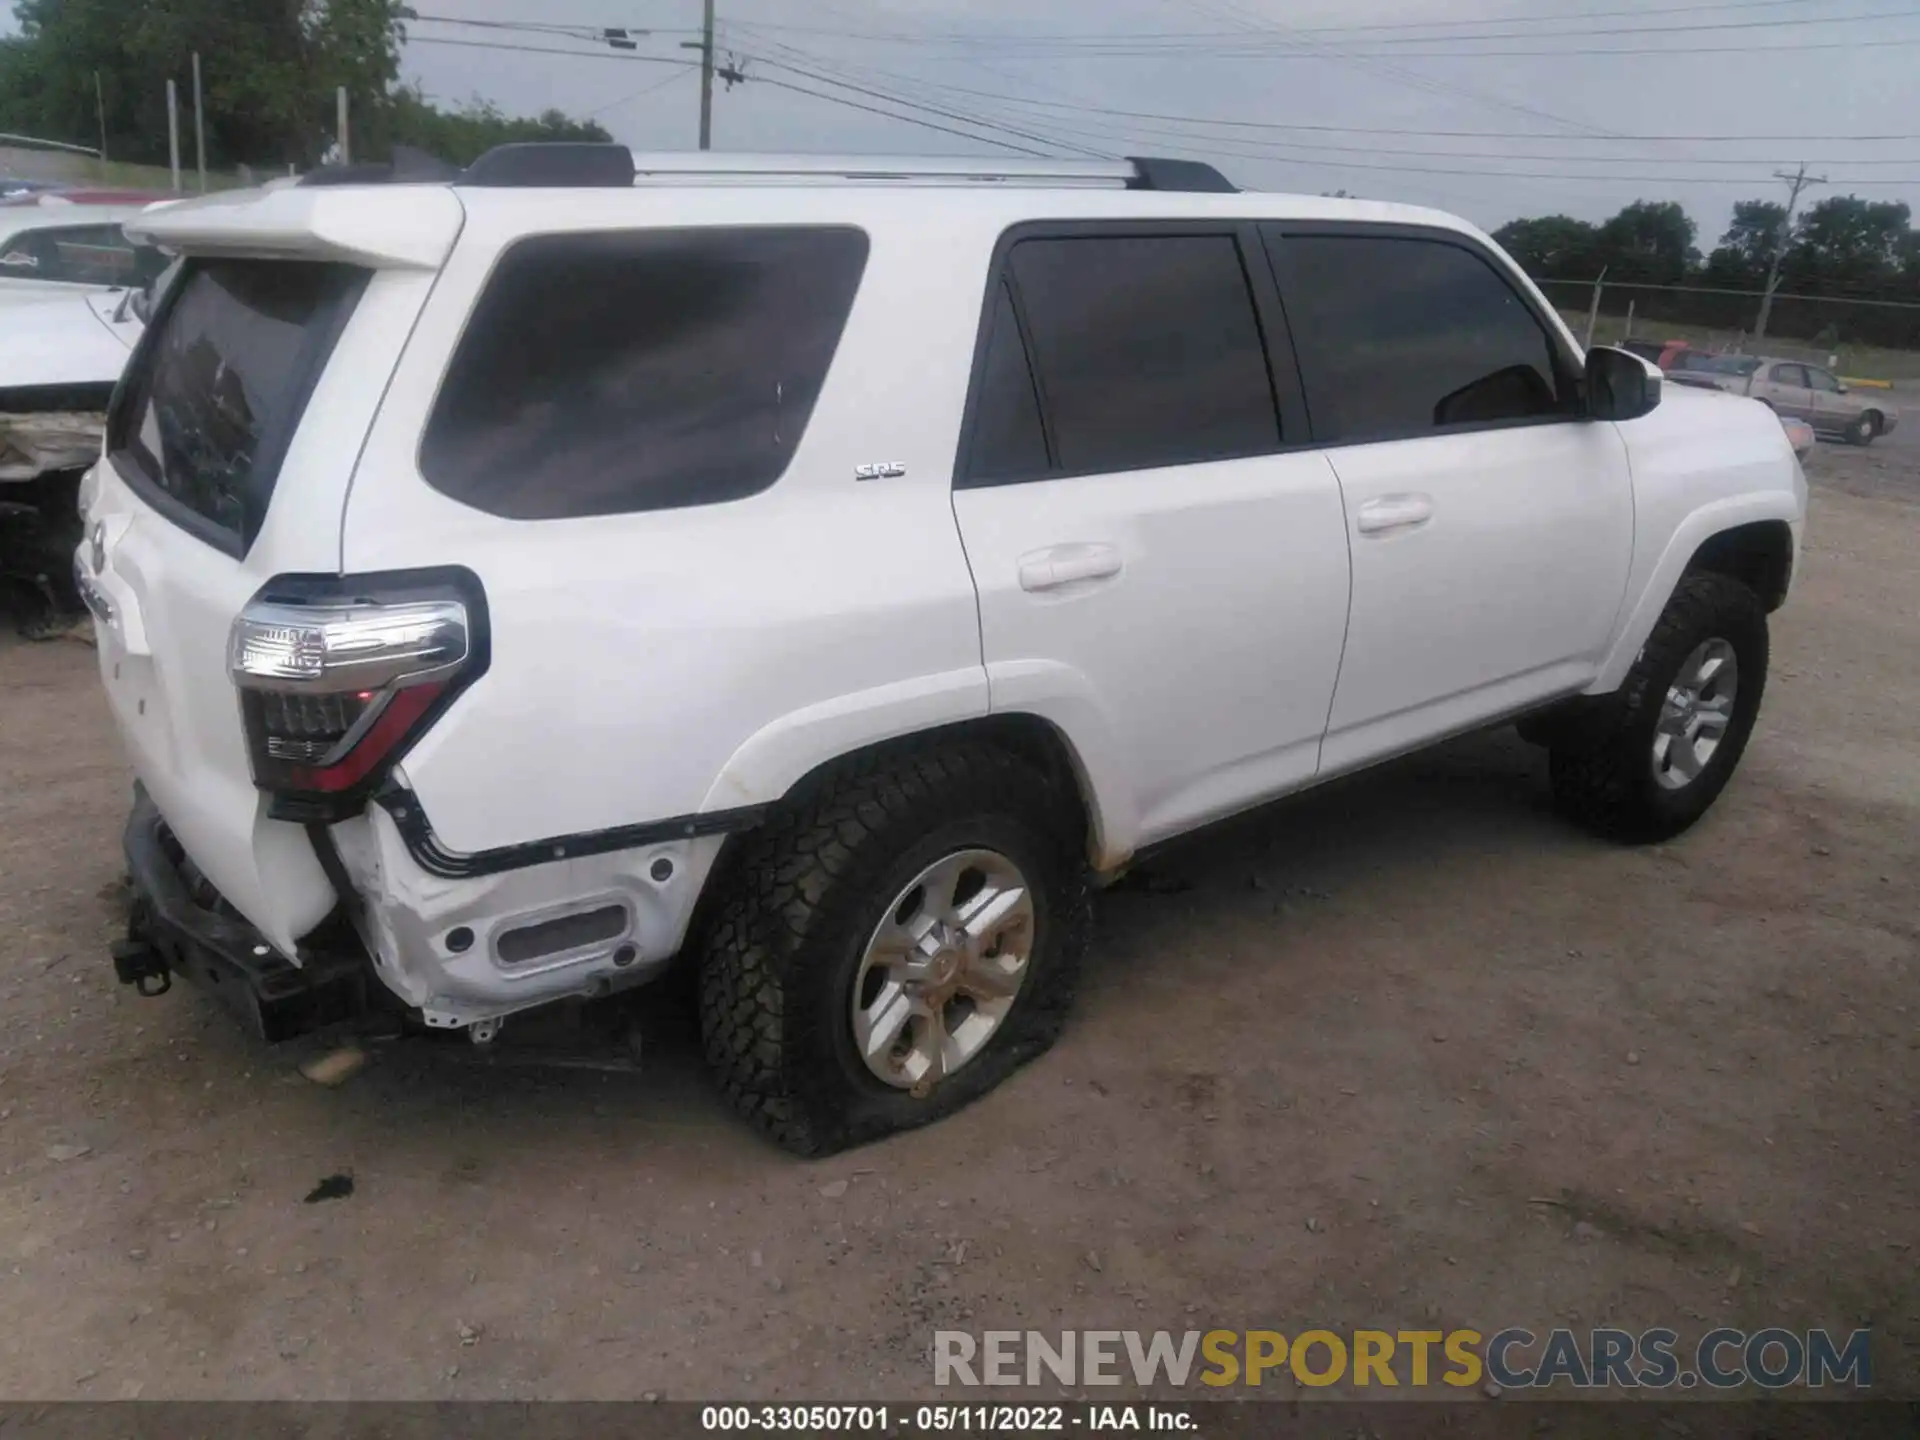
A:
[{"xmin": 17, "ymin": 0, "xmax": 1917, "ymax": 241}]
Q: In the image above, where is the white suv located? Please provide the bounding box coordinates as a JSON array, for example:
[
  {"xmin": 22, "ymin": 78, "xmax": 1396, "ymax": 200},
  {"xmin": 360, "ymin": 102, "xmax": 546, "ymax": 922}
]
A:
[{"xmin": 76, "ymin": 146, "xmax": 1806, "ymax": 1154}]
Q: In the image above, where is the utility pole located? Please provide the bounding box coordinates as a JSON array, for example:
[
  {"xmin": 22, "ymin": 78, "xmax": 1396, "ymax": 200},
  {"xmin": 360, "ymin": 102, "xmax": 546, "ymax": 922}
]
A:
[
  {"xmin": 191, "ymin": 52, "xmax": 207, "ymax": 192},
  {"xmin": 1584, "ymin": 266, "xmax": 1608, "ymax": 349},
  {"xmin": 93, "ymin": 71, "xmax": 107, "ymax": 165},
  {"xmin": 697, "ymin": 0, "xmax": 716, "ymax": 149},
  {"xmin": 1754, "ymin": 162, "xmax": 1826, "ymax": 342},
  {"xmin": 336, "ymin": 86, "xmax": 351, "ymax": 165},
  {"xmin": 166, "ymin": 79, "xmax": 181, "ymax": 191}
]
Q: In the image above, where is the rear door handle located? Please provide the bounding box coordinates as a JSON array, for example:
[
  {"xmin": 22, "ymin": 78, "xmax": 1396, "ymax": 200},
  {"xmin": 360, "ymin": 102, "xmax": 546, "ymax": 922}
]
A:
[
  {"xmin": 1355, "ymin": 493, "xmax": 1434, "ymax": 536},
  {"xmin": 1018, "ymin": 542, "xmax": 1123, "ymax": 592}
]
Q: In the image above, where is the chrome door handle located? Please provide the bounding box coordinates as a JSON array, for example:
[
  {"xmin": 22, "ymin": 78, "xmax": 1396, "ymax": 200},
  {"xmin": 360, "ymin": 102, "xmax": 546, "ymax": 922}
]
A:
[
  {"xmin": 1355, "ymin": 494, "xmax": 1434, "ymax": 535},
  {"xmin": 1018, "ymin": 542, "xmax": 1123, "ymax": 592}
]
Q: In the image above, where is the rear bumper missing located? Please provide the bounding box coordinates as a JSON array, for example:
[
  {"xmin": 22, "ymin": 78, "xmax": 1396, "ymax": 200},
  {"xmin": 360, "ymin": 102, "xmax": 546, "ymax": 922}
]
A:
[{"xmin": 118, "ymin": 784, "xmax": 375, "ymax": 1042}]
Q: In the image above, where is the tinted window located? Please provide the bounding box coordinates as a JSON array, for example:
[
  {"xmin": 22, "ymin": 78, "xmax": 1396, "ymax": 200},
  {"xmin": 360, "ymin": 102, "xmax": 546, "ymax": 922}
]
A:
[
  {"xmin": 1269, "ymin": 232, "xmax": 1565, "ymax": 442},
  {"xmin": 108, "ymin": 259, "xmax": 363, "ymax": 549},
  {"xmin": 1771, "ymin": 363, "xmax": 1809, "ymax": 387},
  {"xmin": 967, "ymin": 279, "xmax": 1050, "ymax": 482},
  {"xmin": 1807, "ymin": 367, "xmax": 1841, "ymax": 393},
  {"xmin": 421, "ymin": 227, "xmax": 868, "ymax": 520},
  {"xmin": 1000, "ymin": 234, "xmax": 1278, "ymax": 475}
]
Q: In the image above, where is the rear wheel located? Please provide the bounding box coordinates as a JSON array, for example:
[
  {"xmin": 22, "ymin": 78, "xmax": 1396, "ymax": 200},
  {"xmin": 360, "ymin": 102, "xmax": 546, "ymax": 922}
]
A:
[
  {"xmin": 698, "ymin": 742, "xmax": 1088, "ymax": 1155},
  {"xmin": 1549, "ymin": 572, "xmax": 1768, "ymax": 843},
  {"xmin": 1846, "ymin": 411, "xmax": 1879, "ymax": 446}
]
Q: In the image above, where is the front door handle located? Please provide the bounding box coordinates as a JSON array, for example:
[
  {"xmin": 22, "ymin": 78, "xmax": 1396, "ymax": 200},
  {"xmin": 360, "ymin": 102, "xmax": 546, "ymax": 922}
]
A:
[
  {"xmin": 1355, "ymin": 493, "xmax": 1434, "ymax": 536},
  {"xmin": 1018, "ymin": 542, "xmax": 1123, "ymax": 592}
]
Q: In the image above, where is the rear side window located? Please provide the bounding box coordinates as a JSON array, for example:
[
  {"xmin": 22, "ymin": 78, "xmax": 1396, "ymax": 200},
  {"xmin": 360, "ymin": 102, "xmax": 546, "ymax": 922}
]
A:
[
  {"xmin": 1771, "ymin": 363, "xmax": 1809, "ymax": 387},
  {"xmin": 974, "ymin": 234, "xmax": 1278, "ymax": 480},
  {"xmin": 108, "ymin": 259, "xmax": 365, "ymax": 553},
  {"xmin": 1269, "ymin": 232, "xmax": 1567, "ymax": 442},
  {"xmin": 420, "ymin": 226, "xmax": 869, "ymax": 520}
]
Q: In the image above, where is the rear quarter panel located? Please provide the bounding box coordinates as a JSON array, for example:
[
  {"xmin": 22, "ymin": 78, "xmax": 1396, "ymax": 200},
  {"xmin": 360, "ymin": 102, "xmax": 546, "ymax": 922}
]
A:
[{"xmin": 338, "ymin": 190, "xmax": 997, "ymax": 855}]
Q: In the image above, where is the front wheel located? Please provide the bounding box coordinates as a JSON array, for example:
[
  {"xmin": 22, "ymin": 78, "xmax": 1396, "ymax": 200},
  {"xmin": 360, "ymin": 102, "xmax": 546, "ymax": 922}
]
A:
[
  {"xmin": 698, "ymin": 743, "xmax": 1089, "ymax": 1155},
  {"xmin": 1846, "ymin": 412, "xmax": 1879, "ymax": 446},
  {"xmin": 1549, "ymin": 572, "xmax": 1769, "ymax": 843}
]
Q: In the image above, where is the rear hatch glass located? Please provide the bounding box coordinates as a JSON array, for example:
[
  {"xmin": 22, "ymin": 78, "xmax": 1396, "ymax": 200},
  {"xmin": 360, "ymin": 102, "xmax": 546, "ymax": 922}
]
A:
[{"xmin": 107, "ymin": 258, "xmax": 365, "ymax": 554}]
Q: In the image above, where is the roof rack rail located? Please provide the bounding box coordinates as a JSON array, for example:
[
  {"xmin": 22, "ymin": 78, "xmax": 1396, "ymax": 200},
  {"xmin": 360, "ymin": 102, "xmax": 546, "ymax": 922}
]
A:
[
  {"xmin": 1126, "ymin": 156, "xmax": 1237, "ymax": 194},
  {"xmin": 298, "ymin": 146, "xmax": 460, "ymax": 188},
  {"xmin": 463, "ymin": 142, "xmax": 637, "ymax": 188},
  {"xmin": 452, "ymin": 144, "xmax": 1238, "ymax": 192}
]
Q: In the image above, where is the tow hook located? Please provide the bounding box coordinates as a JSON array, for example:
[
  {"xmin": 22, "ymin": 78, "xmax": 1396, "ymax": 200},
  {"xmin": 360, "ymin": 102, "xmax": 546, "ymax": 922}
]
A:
[{"xmin": 110, "ymin": 938, "xmax": 171, "ymax": 996}]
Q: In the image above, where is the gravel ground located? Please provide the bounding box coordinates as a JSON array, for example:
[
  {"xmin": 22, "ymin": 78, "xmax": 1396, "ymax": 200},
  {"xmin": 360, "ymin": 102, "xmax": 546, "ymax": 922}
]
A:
[{"xmin": 0, "ymin": 441, "xmax": 1914, "ymax": 1403}]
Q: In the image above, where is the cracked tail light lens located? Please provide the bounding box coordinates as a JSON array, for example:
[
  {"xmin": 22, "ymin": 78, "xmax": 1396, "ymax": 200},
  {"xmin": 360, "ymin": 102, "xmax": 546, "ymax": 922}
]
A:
[{"xmin": 229, "ymin": 572, "xmax": 486, "ymax": 821}]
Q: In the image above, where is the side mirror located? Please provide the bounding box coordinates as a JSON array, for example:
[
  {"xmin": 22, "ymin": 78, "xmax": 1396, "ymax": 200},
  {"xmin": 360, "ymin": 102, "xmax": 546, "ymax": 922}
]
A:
[{"xmin": 1586, "ymin": 345, "xmax": 1662, "ymax": 422}]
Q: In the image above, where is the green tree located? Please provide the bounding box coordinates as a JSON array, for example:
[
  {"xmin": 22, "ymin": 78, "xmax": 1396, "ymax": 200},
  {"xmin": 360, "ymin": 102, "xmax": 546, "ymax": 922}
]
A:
[
  {"xmin": 1490, "ymin": 214, "xmax": 1597, "ymax": 278},
  {"xmin": 368, "ymin": 86, "xmax": 611, "ymax": 168},
  {"xmin": 1785, "ymin": 195, "xmax": 1912, "ymax": 296},
  {"xmin": 1700, "ymin": 199, "xmax": 1786, "ymax": 291},
  {"xmin": 0, "ymin": 0, "xmax": 602, "ymax": 173},
  {"xmin": 1593, "ymin": 199, "xmax": 1696, "ymax": 285}
]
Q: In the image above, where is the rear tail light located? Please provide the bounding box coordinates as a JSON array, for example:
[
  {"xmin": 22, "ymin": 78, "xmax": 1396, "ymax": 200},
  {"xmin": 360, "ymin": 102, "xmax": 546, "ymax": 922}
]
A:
[{"xmin": 229, "ymin": 569, "xmax": 488, "ymax": 822}]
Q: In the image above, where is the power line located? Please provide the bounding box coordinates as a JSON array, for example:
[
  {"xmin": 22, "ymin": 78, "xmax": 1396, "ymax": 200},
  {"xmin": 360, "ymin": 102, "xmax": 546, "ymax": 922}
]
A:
[
  {"xmin": 742, "ymin": 74, "xmax": 1055, "ymax": 155},
  {"xmin": 405, "ymin": 35, "xmax": 699, "ymax": 68},
  {"xmin": 400, "ymin": 25, "xmax": 1920, "ymax": 185},
  {"xmin": 402, "ymin": 33, "xmax": 1063, "ymax": 156},
  {"xmin": 700, "ymin": 0, "xmax": 1841, "ymax": 44},
  {"xmin": 744, "ymin": 56, "xmax": 1115, "ymax": 159},
  {"xmin": 731, "ymin": 37, "xmax": 1920, "ymax": 185},
  {"xmin": 820, "ymin": 72, "xmax": 1920, "ymax": 144},
  {"xmin": 589, "ymin": 67, "xmax": 693, "ymax": 118},
  {"xmin": 1162, "ymin": 0, "xmax": 1626, "ymax": 139}
]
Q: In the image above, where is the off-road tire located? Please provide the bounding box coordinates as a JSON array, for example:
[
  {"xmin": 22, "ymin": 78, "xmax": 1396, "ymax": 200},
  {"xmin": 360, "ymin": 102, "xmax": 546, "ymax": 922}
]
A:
[
  {"xmin": 1846, "ymin": 411, "xmax": 1879, "ymax": 446},
  {"xmin": 697, "ymin": 743, "xmax": 1090, "ymax": 1156},
  {"xmin": 1550, "ymin": 572, "xmax": 1768, "ymax": 843}
]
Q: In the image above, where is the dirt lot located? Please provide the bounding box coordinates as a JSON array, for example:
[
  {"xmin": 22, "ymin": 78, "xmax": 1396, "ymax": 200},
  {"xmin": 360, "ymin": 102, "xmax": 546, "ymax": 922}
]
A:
[{"xmin": 0, "ymin": 443, "xmax": 1915, "ymax": 1405}]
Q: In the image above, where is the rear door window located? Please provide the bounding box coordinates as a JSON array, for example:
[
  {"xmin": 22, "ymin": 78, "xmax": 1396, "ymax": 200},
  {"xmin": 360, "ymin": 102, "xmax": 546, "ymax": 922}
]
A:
[
  {"xmin": 989, "ymin": 233, "xmax": 1280, "ymax": 479},
  {"xmin": 1265, "ymin": 230, "xmax": 1570, "ymax": 443},
  {"xmin": 108, "ymin": 258, "xmax": 366, "ymax": 553},
  {"xmin": 1771, "ymin": 363, "xmax": 1809, "ymax": 387},
  {"xmin": 420, "ymin": 226, "xmax": 869, "ymax": 520}
]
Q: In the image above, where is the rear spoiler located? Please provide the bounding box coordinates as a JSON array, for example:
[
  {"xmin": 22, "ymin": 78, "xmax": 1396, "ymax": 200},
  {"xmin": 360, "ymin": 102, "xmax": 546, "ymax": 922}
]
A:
[{"xmin": 124, "ymin": 185, "xmax": 463, "ymax": 270}]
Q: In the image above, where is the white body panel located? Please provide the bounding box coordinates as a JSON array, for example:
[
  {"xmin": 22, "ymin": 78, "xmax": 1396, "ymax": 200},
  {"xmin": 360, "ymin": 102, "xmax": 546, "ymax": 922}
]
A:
[
  {"xmin": 1319, "ymin": 420, "xmax": 1635, "ymax": 772},
  {"xmin": 956, "ymin": 453, "xmax": 1350, "ymax": 862},
  {"xmin": 73, "ymin": 165, "xmax": 1807, "ymax": 1029},
  {"xmin": 81, "ymin": 268, "xmax": 443, "ymax": 955},
  {"xmin": 0, "ymin": 290, "xmax": 138, "ymax": 389},
  {"xmin": 1589, "ymin": 384, "xmax": 1805, "ymax": 694}
]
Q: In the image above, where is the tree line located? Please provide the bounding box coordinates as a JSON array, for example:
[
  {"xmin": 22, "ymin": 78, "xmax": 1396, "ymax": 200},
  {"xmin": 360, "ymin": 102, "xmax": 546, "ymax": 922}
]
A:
[
  {"xmin": 0, "ymin": 0, "xmax": 611, "ymax": 173},
  {"xmin": 1492, "ymin": 197, "xmax": 1920, "ymax": 350}
]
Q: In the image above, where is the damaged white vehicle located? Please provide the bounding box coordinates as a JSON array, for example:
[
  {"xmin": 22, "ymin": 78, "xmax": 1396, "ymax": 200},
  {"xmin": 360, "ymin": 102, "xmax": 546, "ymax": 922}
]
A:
[
  {"xmin": 0, "ymin": 286, "xmax": 144, "ymax": 481},
  {"xmin": 79, "ymin": 146, "xmax": 1805, "ymax": 1154}
]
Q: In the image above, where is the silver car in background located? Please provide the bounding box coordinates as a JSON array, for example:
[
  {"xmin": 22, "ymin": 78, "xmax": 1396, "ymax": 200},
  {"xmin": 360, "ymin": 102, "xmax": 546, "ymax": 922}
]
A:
[{"xmin": 1671, "ymin": 355, "xmax": 1898, "ymax": 446}]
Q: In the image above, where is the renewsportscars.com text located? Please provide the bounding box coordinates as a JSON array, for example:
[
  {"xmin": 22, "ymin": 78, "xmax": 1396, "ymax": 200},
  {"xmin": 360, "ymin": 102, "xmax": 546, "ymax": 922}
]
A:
[{"xmin": 934, "ymin": 1327, "xmax": 1871, "ymax": 1390}]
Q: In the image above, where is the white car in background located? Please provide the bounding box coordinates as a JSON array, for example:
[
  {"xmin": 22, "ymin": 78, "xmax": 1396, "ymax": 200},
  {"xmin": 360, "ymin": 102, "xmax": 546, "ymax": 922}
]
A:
[
  {"xmin": 0, "ymin": 194, "xmax": 171, "ymax": 306},
  {"xmin": 0, "ymin": 282, "xmax": 146, "ymax": 483}
]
